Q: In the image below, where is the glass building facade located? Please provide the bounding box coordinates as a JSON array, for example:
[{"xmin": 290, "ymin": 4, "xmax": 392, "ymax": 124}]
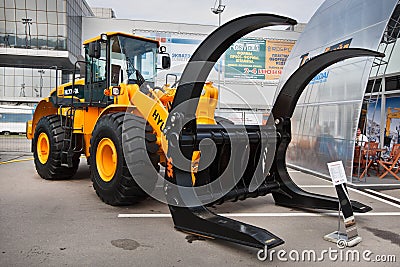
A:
[
  {"xmin": 0, "ymin": 0, "xmax": 93, "ymax": 101},
  {"xmin": 1, "ymin": 0, "xmax": 68, "ymax": 50},
  {"xmin": 66, "ymin": 0, "xmax": 93, "ymax": 60},
  {"xmin": 0, "ymin": 67, "xmax": 62, "ymax": 98}
]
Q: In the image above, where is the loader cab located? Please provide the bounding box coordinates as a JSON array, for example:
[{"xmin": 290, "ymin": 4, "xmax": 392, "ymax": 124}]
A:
[{"xmin": 84, "ymin": 32, "xmax": 169, "ymax": 106}]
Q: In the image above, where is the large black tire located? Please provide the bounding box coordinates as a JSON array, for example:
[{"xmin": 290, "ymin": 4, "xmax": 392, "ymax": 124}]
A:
[
  {"xmin": 33, "ymin": 115, "xmax": 80, "ymax": 180},
  {"xmin": 90, "ymin": 112, "xmax": 159, "ymax": 206}
]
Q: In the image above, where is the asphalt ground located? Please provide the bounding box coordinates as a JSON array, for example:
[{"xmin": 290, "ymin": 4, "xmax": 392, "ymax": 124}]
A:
[{"xmin": 0, "ymin": 157, "xmax": 399, "ymax": 266}]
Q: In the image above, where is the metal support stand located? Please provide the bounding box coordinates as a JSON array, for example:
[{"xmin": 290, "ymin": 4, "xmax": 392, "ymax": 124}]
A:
[{"xmin": 323, "ymin": 183, "xmax": 362, "ymax": 248}]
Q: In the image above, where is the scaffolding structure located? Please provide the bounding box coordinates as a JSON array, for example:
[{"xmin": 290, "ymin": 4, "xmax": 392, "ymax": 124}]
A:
[
  {"xmin": 365, "ymin": 1, "xmax": 400, "ymax": 147},
  {"xmin": 354, "ymin": 1, "xmax": 400, "ymax": 182}
]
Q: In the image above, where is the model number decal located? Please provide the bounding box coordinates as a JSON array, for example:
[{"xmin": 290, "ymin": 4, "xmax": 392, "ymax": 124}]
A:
[{"xmin": 64, "ymin": 88, "xmax": 79, "ymax": 95}]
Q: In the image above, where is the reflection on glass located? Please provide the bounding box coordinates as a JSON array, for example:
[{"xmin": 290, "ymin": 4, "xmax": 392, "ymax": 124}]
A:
[
  {"xmin": 57, "ymin": 37, "xmax": 66, "ymax": 50},
  {"xmin": 57, "ymin": 24, "xmax": 66, "ymax": 37},
  {"xmin": 47, "ymin": 24, "xmax": 57, "ymax": 36},
  {"xmin": 24, "ymin": 68, "xmax": 33, "ymax": 76},
  {"xmin": 5, "ymin": 21, "xmax": 16, "ymax": 34},
  {"xmin": 47, "ymin": 12, "xmax": 57, "ymax": 24},
  {"xmin": 5, "ymin": 9, "xmax": 16, "ymax": 22},
  {"xmin": 8, "ymin": 35, "xmax": 16, "ymax": 47},
  {"xmin": 0, "ymin": 0, "xmax": 84, "ymax": 57},
  {"xmin": 5, "ymin": 0, "xmax": 15, "ymax": 9},
  {"xmin": 26, "ymin": 10, "xmax": 37, "ymax": 26},
  {"xmin": 15, "ymin": 68, "xmax": 23, "ymax": 76},
  {"xmin": 16, "ymin": 21, "xmax": 25, "ymax": 34},
  {"xmin": 37, "ymin": 36, "xmax": 47, "ymax": 48},
  {"xmin": 36, "ymin": 11, "xmax": 47, "ymax": 24},
  {"xmin": 15, "ymin": 0, "xmax": 25, "ymax": 8},
  {"xmin": 57, "ymin": 0, "xmax": 66, "ymax": 12},
  {"xmin": 5, "ymin": 75, "xmax": 15, "ymax": 87},
  {"xmin": 37, "ymin": 23, "xmax": 46, "ymax": 35},
  {"xmin": 4, "ymin": 68, "xmax": 14, "ymax": 76},
  {"xmin": 0, "ymin": 21, "xmax": 6, "ymax": 33},
  {"xmin": 47, "ymin": 36, "xmax": 57, "ymax": 50},
  {"xmin": 36, "ymin": 0, "xmax": 46, "ymax": 11},
  {"xmin": 47, "ymin": 0, "xmax": 57, "ymax": 12},
  {"xmin": 15, "ymin": 35, "xmax": 24, "ymax": 47},
  {"xmin": 28, "ymin": 24, "xmax": 37, "ymax": 37},
  {"xmin": 26, "ymin": 0, "xmax": 36, "ymax": 10},
  {"xmin": 57, "ymin": 12, "xmax": 65, "ymax": 25},
  {"xmin": 16, "ymin": 9, "xmax": 27, "ymax": 22}
]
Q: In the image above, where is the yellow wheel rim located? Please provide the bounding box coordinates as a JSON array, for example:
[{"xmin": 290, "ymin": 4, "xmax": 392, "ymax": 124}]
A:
[
  {"xmin": 96, "ymin": 138, "xmax": 118, "ymax": 182},
  {"xmin": 37, "ymin": 132, "xmax": 50, "ymax": 164}
]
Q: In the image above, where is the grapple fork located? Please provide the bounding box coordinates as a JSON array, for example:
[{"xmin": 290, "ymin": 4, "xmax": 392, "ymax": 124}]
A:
[{"xmin": 163, "ymin": 13, "xmax": 382, "ymax": 249}]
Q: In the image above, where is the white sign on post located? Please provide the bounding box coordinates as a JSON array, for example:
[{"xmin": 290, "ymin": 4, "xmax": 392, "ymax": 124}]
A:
[{"xmin": 327, "ymin": 161, "xmax": 347, "ymax": 185}]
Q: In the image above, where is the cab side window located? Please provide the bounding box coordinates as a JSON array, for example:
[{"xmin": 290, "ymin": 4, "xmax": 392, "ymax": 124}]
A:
[
  {"xmin": 92, "ymin": 42, "xmax": 107, "ymax": 83},
  {"xmin": 110, "ymin": 36, "xmax": 124, "ymax": 86}
]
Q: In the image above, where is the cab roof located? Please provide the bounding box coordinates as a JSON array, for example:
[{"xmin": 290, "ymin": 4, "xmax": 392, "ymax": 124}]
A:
[{"xmin": 83, "ymin": 32, "xmax": 160, "ymax": 46}]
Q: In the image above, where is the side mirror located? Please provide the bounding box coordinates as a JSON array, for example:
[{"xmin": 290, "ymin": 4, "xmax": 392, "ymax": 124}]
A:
[
  {"xmin": 158, "ymin": 46, "xmax": 171, "ymax": 69},
  {"xmin": 162, "ymin": 55, "xmax": 171, "ymax": 69},
  {"xmin": 88, "ymin": 41, "xmax": 101, "ymax": 59}
]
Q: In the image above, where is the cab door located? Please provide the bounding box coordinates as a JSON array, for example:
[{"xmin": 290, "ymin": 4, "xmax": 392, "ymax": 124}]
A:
[{"xmin": 84, "ymin": 40, "xmax": 111, "ymax": 106}]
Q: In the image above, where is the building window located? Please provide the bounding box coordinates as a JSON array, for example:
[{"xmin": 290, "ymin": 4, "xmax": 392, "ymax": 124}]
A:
[
  {"xmin": 1, "ymin": 0, "xmax": 69, "ymax": 51},
  {"xmin": 5, "ymin": 0, "xmax": 15, "ymax": 9},
  {"xmin": 0, "ymin": 67, "xmax": 62, "ymax": 98}
]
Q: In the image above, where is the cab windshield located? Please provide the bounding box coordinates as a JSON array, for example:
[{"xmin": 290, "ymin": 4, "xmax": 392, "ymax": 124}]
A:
[{"xmin": 110, "ymin": 35, "xmax": 158, "ymax": 86}]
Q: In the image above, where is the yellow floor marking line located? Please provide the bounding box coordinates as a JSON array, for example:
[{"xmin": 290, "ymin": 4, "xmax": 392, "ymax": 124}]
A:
[
  {"xmin": 0, "ymin": 155, "xmax": 84, "ymax": 165},
  {"xmin": 0, "ymin": 157, "xmax": 34, "ymax": 165}
]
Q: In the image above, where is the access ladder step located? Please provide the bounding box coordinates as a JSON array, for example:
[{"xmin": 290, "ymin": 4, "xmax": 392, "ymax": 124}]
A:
[{"xmin": 61, "ymin": 151, "xmax": 74, "ymax": 168}]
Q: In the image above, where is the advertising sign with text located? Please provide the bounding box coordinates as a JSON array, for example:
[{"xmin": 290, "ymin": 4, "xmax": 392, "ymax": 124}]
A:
[
  {"xmin": 265, "ymin": 40, "xmax": 295, "ymax": 80},
  {"xmin": 225, "ymin": 38, "xmax": 266, "ymax": 80}
]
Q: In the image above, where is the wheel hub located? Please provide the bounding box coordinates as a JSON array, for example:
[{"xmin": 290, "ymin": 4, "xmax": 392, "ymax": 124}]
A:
[
  {"xmin": 96, "ymin": 138, "xmax": 117, "ymax": 182},
  {"xmin": 37, "ymin": 132, "xmax": 50, "ymax": 164}
]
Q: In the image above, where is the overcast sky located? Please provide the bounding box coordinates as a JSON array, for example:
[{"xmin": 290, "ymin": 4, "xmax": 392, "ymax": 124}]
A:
[{"xmin": 85, "ymin": 0, "xmax": 326, "ymax": 26}]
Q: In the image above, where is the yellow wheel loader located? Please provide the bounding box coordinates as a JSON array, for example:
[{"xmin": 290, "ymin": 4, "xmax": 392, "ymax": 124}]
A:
[
  {"xmin": 27, "ymin": 14, "xmax": 382, "ymax": 250},
  {"xmin": 27, "ymin": 31, "xmax": 218, "ymax": 205}
]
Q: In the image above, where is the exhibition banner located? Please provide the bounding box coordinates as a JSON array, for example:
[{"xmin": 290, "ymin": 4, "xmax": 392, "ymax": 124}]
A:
[
  {"xmin": 225, "ymin": 38, "xmax": 266, "ymax": 80},
  {"xmin": 225, "ymin": 38, "xmax": 294, "ymax": 80},
  {"xmin": 367, "ymin": 97, "xmax": 400, "ymax": 144},
  {"xmin": 265, "ymin": 40, "xmax": 295, "ymax": 80}
]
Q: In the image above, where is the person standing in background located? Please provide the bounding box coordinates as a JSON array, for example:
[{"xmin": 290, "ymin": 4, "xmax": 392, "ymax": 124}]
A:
[{"xmin": 356, "ymin": 128, "xmax": 368, "ymax": 146}]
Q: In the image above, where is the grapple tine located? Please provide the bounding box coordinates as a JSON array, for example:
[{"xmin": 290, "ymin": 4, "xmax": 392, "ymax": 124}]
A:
[
  {"xmin": 271, "ymin": 48, "xmax": 382, "ymax": 213},
  {"xmin": 272, "ymin": 48, "xmax": 385, "ymax": 118},
  {"xmin": 169, "ymin": 205, "xmax": 284, "ymax": 249}
]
